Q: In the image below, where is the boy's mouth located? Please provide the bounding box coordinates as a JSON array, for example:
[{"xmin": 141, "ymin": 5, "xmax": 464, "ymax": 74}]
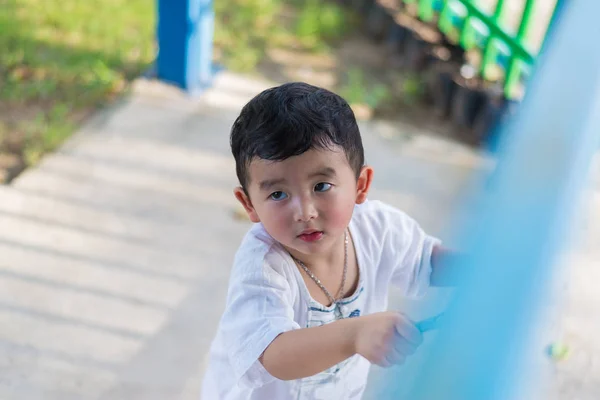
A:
[{"xmin": 298, "ymin": 230, "xmax": 324, "ymax": 242}]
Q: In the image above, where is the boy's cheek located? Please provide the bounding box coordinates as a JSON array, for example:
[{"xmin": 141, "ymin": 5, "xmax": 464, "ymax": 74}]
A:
[
  {"xmin": 260, "ymin": 207, "xmax": 291, "ymax": 236},
  {"xmin": 326, "ymin": 195, "xmax": 355, "ymax": 228}
]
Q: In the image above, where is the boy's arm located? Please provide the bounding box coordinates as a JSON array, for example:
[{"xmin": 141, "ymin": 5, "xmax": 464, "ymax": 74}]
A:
[
  {"xmin": 260, "ymin": 317, "xmax": 357, "ymax": 380},
  {"xmin": 430, "ymin": 245, "xmax": 460, "ymax": 287},
  {"xmin": 260, "ymin": 312, "xmax": 421, "ymax": 381}
]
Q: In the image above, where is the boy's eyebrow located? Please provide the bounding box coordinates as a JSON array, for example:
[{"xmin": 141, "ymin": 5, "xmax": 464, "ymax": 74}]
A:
[
  {"xmin": 258, "ymin": 168, "xmax": 337, "ymax": 191},
  {"xmin": 259, "ymin": 178, "xmax": 286, "ymax": 191},
  {"xmin": 309, "ymin": 167, "xmax": 337, "ymax": 179}
]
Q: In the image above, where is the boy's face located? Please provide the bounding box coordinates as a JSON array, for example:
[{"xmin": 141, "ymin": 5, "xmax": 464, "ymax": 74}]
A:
[{"xmin": 234, "ymin": 147, "xmax": 373, "ymax": 260}]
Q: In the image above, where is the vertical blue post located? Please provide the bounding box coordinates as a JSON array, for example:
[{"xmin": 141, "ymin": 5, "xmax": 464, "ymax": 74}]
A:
[
  {"xmin": 380, "ymin": 0, "xmax": 600, "ymax": 398},
  {"xmin": 156, "ymin": 0, "xmax": 215, "ymax": 93}
]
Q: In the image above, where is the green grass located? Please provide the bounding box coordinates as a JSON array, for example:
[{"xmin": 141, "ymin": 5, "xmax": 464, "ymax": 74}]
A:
[
  {"xmin": 0, "ymin": 0, "xmax": 155, "ymax": 165},
  {"xmin": 339, "ymin": 68, "xmax": 391, "ymax": 109},
  {"xmin": 214, "ymin": 0, "xmax": 354, "ymax": 72},
  {"xmin": 0, "ymin": 0, "xmax": 355, "ymax": 168}
]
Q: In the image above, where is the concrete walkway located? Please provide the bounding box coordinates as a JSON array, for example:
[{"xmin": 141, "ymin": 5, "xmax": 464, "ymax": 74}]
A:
[{"xmin": 0, "ymin": 72, "xmax": 597, "ymax": 399}]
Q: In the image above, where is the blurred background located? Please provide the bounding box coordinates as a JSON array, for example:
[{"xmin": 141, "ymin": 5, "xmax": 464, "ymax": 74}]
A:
[
  {"xmin": 1, "ymin": 1, "xmax": 598, "ymax": 399},
  {"xmin": 0, "ymin": 0, "xmax": 558, "ymax": 183}
]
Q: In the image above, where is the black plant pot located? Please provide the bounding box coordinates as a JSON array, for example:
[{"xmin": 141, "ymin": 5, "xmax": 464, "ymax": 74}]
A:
[
  {"xmin": 351, "ymin": 0, "xmax": 373, "ymax": 13},
  {"xmin": 403, "ymin": 32, "xmax": 433, "ymax": 72},
  {"xmin": 431, "ymin": 42, "xmax": 465, "ymax": 65},
  {"xmin": 426, "ymin": 63, "xmax": 458, "ymax": 118},
  {"xmin": 366, "ymin": 3, "xmax": 394, "ymax": 41},
  {"xmin": 451, "ymin": 77, "xmax": 487, "ymax": 131},
  {"xmin": 385, "ymin": 20, "xmax": 411, "ymax": 55}
]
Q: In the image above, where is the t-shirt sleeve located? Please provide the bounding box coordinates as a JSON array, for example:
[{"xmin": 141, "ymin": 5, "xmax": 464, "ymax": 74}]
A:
[
  {"xmin": 219, "ymin": 247, "xmax": 300, "ymax": 389},
  {"xmin": 376, "ymin": 202, "xmax": 441, "ymax": 297}
]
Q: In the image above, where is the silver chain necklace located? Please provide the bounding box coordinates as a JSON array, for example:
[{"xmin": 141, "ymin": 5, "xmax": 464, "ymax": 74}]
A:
[{"xmin": 294, "ymin": 230, "xmax": 348, "ymax": 308}]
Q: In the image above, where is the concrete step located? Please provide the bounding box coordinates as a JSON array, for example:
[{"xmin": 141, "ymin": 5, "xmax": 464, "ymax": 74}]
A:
[
  {"xmin": 0, "ymin": 71, "xmax": 596, "ymax": 399},
  {"xmin": 0, "ymin": 88, "xmax": 251, "ymax": 399}
]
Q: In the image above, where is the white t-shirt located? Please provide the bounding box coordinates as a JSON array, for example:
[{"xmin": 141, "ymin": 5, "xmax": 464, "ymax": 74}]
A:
[{"xmin": 201, "ymin": 200, "xmax": 440, "ymax": 400}]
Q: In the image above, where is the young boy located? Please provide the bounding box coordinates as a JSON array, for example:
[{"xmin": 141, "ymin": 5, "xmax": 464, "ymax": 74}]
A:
[{"xmin": 201, "ymin": 82, "xmax": 449, "ymax": 399}]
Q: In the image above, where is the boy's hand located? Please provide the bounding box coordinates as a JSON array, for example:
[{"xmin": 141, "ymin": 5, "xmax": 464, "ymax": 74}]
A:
[{"xmin": 353, "ymin": 312, "xmax": 423, "ymax": 368}]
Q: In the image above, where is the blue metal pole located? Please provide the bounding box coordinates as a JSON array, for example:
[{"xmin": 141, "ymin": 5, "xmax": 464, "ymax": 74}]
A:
[
  {"xmin": 380, "ymin": 0, "xmax": 600, "ymax": 398},
  {"xmin": 156, "ymin": 0, "xmax": 215, "ymax": 93}
]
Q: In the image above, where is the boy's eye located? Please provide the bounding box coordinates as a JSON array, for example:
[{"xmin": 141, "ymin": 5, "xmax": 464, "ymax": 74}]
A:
[
  {"xmin": 269, "ymin": 191, "xmax": 288, "ymax": 201},
  {"xmin": 314, "ymin": 182, "xmax": 332, "ymax": 192}
]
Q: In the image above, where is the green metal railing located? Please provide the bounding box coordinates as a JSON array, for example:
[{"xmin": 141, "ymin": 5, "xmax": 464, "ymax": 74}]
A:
[{"xmin": 400, "ymin": 0, "xmax": 557, "ymax": 99}]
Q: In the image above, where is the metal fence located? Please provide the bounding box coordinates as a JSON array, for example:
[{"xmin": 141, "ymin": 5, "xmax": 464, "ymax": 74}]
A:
[
  {"xmin": 154, "ymin": 0, "xmax": 559, "ymax": 144},
  {"xmin": 394, "ymin": 0, "xmax": 558, "ymax": 99},
  {"xmin": 354, "ymin": 0, "xmax": 561, "ymax": 143}
]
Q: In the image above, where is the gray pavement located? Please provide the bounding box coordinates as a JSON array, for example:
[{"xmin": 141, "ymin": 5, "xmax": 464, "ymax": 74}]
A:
[{"xmin": 0, "ymin": 71, "xmax": 597, "ymax": 399}]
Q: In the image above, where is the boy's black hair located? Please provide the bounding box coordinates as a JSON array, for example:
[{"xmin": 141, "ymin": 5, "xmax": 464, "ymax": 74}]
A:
[{"xmin": 230, "ymin": 82, "xmax": 365, "ymax": 192}]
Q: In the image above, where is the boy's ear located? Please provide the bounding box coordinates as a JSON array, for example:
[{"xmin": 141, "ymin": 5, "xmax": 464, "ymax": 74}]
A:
[
  {"xmin": 234, "ymin": 187, "xmax": 261, "ymax": 223},
  {"xmin": 355, "ymin": 166, "xmax": 374, "ymax": 204}
]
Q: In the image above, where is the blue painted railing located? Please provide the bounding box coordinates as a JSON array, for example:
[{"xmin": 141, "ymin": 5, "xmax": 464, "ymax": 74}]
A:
[{"xmin": 156, "ymin": 0, "xmax": 215, "ymax": 93}]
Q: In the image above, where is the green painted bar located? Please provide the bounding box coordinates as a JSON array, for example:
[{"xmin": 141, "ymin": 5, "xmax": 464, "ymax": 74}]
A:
[
  {"xmin": 418, "ymin": 0, "xmax": 443, "ymax": 22},
  {"xmin": 481, "ymin": 0, "xmax": 508, "ymax": 79},
  {"xmin": 456, "ymin": 0, "xmax": 534, "ymax": 64},
  {"xmin": 461, "ymin": 16, "xmax": 490, "ymax": 50},
  {"xmin": 418, "ymin": 0, "xmax": 433, "ymax": 22},
  {"xmin": 517, "ymin": 0, "xmax": 536, "ymax": 41},
  {"xmin": 439, "ymin": 0, "xmax": 468, "ymax": 43},
  {"xmin": 493, "ymin": 0, "xmax": 507, "ymax": 21},
  {"xmin": 396, "ymin": 0, "xmax": 555, "ymax": 99},
  {"xmin": 457, "ymin": 0, "xmax": 473, "ymax": 47},
  {"xmin": 505, "ymin": 0, "xmax": 541, "ymax": 98}
]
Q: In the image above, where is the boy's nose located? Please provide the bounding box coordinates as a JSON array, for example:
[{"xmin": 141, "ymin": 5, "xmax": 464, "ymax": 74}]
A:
[{"xmin": 294, "ymin": 198, "xmax": 317, "ymax": 222}]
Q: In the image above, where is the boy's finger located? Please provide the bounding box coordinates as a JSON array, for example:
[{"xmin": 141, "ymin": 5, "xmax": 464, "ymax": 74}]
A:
[
  {"xmin": 394, "ymin": 315, "xmax": 423, "ymax": 346},
  {"xmin": 384, "ymin": 346, "xmax": 406, "ymax": 366},
  {"xmin": 377, "ymin": 356, "xmax": 393, "ymax": 368},
  {"xmin": 393, "ymin": 337, "xmax": 417, "ymax": 356}
]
